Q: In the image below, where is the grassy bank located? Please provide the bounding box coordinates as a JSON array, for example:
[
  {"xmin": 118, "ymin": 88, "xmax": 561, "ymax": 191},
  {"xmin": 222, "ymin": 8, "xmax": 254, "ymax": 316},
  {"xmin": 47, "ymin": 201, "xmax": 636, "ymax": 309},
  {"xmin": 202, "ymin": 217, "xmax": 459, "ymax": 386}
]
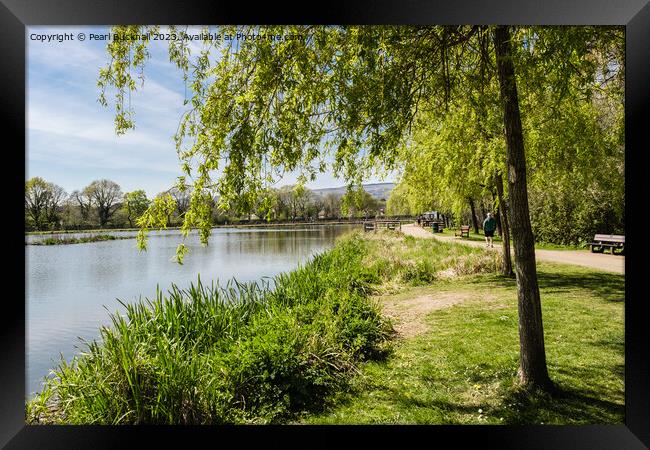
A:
[
  {"xmin": 27, "ymin": 234, "xmax": 133, "ymax": 246},
  {"xmin": 300, "ymin": 262, "xmax": 624, "ymax": 424}
]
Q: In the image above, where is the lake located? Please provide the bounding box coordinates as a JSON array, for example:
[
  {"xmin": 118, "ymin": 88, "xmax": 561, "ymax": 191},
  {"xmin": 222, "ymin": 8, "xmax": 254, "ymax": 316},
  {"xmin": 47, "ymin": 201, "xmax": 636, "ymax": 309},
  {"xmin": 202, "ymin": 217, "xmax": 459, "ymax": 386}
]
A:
[{"xmin": 25, "ymin": 225, "xmax": 358, "ymax": 397}]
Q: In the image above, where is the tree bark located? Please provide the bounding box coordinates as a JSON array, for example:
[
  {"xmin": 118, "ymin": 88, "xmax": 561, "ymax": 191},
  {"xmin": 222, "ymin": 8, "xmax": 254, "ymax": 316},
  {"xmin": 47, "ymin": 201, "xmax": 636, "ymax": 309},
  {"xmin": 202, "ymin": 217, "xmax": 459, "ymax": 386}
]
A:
[
  {"xmin": 493, "ymin": 25, "xmax": 552, "ymax": 390},
  {"xmin": 494, "ymin": 171, "xmax": 514, "ymax": 278},
  {"xmin": 469, "ymin": 197, "xmax": 479, "ymax": 234}
]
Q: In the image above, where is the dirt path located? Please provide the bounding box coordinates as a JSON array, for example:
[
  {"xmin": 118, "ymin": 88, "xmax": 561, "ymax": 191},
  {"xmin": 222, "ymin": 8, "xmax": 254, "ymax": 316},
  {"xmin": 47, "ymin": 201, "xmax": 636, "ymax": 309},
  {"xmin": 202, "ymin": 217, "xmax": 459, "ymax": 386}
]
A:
[
  {"xmin": 380, "ymin": 289, "xmax": 499, "ymax": 339},
  {"xmin": 401, "ymin": 223, "xmax": 624, "ymax": 274}
]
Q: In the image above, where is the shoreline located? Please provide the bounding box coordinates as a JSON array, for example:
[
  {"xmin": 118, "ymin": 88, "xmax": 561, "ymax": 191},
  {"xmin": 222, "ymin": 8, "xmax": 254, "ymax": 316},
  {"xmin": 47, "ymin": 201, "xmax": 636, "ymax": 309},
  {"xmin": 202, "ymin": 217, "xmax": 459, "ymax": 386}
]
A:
[{"xmin": 25, "ymin": 219, "xmax": 414, "ymax": 236}]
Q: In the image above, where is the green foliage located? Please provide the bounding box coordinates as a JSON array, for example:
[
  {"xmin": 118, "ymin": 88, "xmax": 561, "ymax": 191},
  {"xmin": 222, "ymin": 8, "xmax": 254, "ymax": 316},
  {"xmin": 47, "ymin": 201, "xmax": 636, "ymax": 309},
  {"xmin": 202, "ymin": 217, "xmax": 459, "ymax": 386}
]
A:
[
  {"xmin": 122, "ymin": 190, "xmax": 150, "ymax": 227},
  {"xmin": 82, "ymin": 180, "xmax": 124, "ymax": 227},
  {"xmin": 386, "ymin": 182, "xmax": 413, "ymax": 216},
  {"xmin": 340, "ymin": 187, "xmax": 381, "ymax": 218},
  {"xmin": 390, "ymin": 26, "xmax": 624, "ymax": 245},
  {"xmin": 522, "ymin": 80, "xmax": 624, "ymax": 245},
  {"xmin": 95, "ymin": 25, "xmax": 623, "ymax": 252},
  {"xmin": 136, "ymin": 193, "xmax": 177, "ymax": 251}
]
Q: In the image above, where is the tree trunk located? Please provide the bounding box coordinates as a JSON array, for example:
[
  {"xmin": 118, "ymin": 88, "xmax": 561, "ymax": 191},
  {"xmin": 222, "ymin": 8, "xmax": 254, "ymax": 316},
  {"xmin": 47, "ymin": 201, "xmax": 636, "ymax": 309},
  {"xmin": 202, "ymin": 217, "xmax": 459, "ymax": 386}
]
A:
[
  {"xmin": 30, "ymin": 208, "xmax": 42, "ymax": 230},
  {"xmin": 469, "ymin": 197, "xmax": 479, "ymax": 234},
  {"xmin": 494, "ymin": 171, "xmax": 514, "ymax": 278},
  {"xmin": 492, "ymin": 190, "xmax": 502, "ymax": 236},
  {"xmin": 493, "ymin": 25, "xmax": 552, "ymax": 390},
  {"xmin": 99, "ymin": 207, "xmax": 108, "ymax": 227}
]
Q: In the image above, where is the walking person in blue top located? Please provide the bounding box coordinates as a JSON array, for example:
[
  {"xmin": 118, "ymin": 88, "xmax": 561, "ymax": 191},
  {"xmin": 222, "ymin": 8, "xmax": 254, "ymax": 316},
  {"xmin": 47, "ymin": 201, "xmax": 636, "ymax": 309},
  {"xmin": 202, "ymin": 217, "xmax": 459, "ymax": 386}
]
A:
[{"xmin": 483, "ymin": 212, "xmax": 497, "ymax": 248}]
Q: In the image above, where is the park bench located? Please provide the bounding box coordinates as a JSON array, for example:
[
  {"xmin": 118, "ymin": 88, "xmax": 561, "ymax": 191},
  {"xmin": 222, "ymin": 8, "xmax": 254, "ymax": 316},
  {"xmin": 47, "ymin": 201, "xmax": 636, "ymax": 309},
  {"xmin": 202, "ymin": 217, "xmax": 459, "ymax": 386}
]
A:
[
  {"xmin": 588, "ymin": 234, "xmax": 625, "ymax": 255},
  {"xmin": 454, "ymin": 225, "xmax": 470, "ymax": 238}
]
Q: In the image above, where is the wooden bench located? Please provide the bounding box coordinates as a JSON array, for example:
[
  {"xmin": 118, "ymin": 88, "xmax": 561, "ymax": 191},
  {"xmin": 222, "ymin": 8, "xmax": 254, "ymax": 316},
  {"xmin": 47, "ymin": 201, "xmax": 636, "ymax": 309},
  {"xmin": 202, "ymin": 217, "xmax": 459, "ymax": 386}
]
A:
[
  {"xmin": 588, "ymin": 234, "xmax": 624, "ymax": 255},
  {"xmin": 454, "ymin": 225, "xmax": 470, "ymax": 238}
]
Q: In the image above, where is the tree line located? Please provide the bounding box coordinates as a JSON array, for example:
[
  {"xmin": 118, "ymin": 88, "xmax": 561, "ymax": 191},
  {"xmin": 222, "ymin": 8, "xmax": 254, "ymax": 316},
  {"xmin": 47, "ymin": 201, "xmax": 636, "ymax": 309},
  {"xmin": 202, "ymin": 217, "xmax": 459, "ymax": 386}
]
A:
[{"xmin": 25, "ymin": 177, "xmax": 388, "ymax": 231}]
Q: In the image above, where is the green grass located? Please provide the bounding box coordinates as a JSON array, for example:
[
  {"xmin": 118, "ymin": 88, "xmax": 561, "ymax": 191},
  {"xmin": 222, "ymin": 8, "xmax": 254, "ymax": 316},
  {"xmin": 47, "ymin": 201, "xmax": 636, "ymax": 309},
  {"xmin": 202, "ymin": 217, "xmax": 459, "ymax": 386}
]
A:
[
  {"xmin": 533, "ymin": 241, "xmax": 587, "ymax": 251},
  {"xmin": 300, "ymin": 262, "xmax": 624, "ymax": 425},
  {"xmin": 27, "ymin": 234, "xmax": 133, "ymax": 245}
]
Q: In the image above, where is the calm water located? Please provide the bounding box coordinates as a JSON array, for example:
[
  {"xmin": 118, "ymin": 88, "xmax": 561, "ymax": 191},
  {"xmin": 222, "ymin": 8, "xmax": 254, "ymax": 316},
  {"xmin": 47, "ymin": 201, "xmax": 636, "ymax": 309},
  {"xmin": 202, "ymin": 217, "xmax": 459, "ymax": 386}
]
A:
[{"xmin": 26, "ymin": 225, "xmax": 358, "ymax": 397}]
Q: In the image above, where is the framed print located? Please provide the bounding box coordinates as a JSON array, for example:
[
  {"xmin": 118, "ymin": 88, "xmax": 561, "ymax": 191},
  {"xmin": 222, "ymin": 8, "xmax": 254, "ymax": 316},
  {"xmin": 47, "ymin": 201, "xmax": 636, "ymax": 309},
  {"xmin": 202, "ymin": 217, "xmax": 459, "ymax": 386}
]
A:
[{"xmin": 2, "ymin": 0, "xmax": 648, "ymax": 448}]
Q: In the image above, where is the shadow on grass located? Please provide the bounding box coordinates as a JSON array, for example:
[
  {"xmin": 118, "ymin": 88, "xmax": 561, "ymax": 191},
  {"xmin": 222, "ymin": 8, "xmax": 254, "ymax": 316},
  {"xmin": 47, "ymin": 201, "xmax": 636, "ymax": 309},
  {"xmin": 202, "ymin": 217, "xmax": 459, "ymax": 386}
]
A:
[
  {"xmin": 490, "ymin": 383, "xmax": 624, "ymax": 425},
  {"xmin": 462, "ymin": 261, "xmax": 624, "ymax": 293},
  {"xmin": 536, "ymin": 270, "xmax": 624, "ymax": 303},
  {"xmin": 592, "ymin": 338, "xmax": 625, "ymax": 354},
  {"xmin": 463, "ymin": 268, "xmax": 624, "ymax": 303},
  {"xmin": 394, "ymin": 392, "xmax": 480, "ymax": 416},
  {"xmin": 348, "ymin": 377, "xmax": 623, "ymax": 424}
]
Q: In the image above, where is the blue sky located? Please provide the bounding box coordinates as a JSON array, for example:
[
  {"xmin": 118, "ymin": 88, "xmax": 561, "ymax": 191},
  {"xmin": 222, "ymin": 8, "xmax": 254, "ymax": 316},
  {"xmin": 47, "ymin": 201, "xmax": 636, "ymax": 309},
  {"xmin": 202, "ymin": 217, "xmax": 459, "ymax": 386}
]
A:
[{"xmin": 27, "ymin": 26, "xmax": 395, "ymax": 198}]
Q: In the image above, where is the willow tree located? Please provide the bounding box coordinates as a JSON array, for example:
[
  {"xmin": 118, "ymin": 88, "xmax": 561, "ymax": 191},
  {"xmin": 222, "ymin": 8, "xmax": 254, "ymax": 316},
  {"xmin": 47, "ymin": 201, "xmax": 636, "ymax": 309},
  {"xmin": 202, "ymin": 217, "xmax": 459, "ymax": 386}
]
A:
[
  {"xmin": 390, "ymin": 39, "xmax": 515, "ymax": 277},
  {"xmin": 514, "ymin": 28, "xmax": 625, "ymax": 245},
  {"xmin": 98, "ymin": 25, "xmax": 622, "ymax": 391},
  {"xmin": 395, "ymin": 97, "xmax": 514, "ymax": 276}
]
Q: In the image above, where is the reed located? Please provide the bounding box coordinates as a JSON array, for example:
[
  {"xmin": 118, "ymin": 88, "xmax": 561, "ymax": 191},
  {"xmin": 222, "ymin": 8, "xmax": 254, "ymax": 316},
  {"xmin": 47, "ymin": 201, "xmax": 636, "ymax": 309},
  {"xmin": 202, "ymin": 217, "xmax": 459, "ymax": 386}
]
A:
[{"xmin": 28, "ymin": 234, "xmax": 132, "ymax": 246}]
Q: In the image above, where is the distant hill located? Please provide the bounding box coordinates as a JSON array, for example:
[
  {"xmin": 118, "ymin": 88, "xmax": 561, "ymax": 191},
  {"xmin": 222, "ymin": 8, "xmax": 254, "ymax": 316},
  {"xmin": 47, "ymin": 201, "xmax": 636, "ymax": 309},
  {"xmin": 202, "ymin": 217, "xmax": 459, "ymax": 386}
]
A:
[{"xmin": 312, "ymin": 182, "xmax": 395, "ymax": 201}]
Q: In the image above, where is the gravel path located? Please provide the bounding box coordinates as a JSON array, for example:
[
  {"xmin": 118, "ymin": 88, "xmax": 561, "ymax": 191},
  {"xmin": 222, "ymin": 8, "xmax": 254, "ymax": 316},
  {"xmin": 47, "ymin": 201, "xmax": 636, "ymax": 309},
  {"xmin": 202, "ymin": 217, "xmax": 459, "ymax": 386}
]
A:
[{"xmin": 401, "ymin": 224, "xmax": 624, "ymax": 274}]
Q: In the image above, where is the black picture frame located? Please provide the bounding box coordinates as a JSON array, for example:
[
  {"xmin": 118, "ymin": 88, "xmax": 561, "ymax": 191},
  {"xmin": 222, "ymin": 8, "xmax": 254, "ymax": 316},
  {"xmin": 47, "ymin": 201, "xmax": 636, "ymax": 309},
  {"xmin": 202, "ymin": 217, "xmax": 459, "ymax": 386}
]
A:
[{"xmin": 2, "ymin": 0, "xmax": 648, "ymax": 448}]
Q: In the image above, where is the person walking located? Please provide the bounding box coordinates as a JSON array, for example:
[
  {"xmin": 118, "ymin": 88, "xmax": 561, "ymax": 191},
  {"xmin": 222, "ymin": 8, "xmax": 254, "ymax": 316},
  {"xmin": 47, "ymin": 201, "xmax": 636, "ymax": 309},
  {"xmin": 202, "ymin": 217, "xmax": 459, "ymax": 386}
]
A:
[{"xmin": 483, "ymin": 212, "xmax": 497, "ymax": 248}]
